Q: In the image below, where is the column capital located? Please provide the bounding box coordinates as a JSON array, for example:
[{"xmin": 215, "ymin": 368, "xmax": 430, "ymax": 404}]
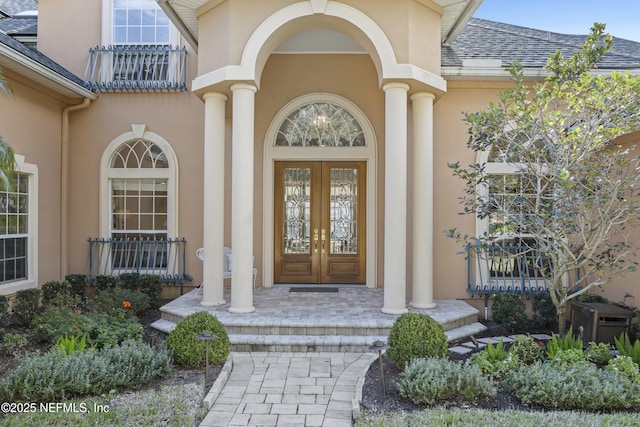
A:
[
  {"xmin": 230, "ymin": 83, "xmax": 258, "ymax": 93},
  {"xmin": 410, "ymin": 92, "xmax": 436, "ymax": 101},
  {"xmin": 382, "ymin": 82, "xmax": 410, "ymax": 93},
  {"xmin": 203, "ymin": 92, "xmax": 228, "ymax": 102}
]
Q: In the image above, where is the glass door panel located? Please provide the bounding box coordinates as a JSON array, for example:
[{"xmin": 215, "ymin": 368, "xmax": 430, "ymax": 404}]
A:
[
  {"xmin": 282, "ymin": 168, "xmax": 311, "ymax": 254},
  {"xmin": 329, "ymin": 168, "xmax": 358, "ymax": 255}
]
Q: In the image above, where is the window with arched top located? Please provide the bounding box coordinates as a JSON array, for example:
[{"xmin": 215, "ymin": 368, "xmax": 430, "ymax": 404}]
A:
[
  {"xmin": 101, "ymin": 128, "xmax": 178, "ymax": 243},
  {"xmin": 110, "ymin": 139, "xmax": 168, "ymax": 169},
  {"xmin": 275, "ymin": 102, "xmax": 365, "ymax": 147}
]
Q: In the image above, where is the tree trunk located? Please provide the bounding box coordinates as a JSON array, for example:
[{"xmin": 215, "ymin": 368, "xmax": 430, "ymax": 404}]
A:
[{"xmin": 557, "ymin": 302, "xmax": 568, "ymax": 336}]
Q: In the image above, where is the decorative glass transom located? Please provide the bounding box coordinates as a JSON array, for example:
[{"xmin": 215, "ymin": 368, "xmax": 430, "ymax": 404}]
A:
[
  {"xmin": 110, "ymin": 140, "xmax": 168, "ymax": 168},
  {"xmin": 276, "ymin": 102, "xmax": 365, "ymax": 147}
]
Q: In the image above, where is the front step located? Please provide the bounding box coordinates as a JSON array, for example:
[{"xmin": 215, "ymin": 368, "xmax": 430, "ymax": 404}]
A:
[
  {"xmin": 151, "ymin": 288, "xmax": 486, "ymax": 352},
  {"xmin": 150, "ymin": 319, "xmax": 487, "ymax": 352}
]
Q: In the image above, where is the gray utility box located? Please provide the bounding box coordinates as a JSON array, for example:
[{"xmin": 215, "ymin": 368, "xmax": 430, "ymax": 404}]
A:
[{"xmin": 570, "ymin": 302, "xmax": 633, "ymax": 347}]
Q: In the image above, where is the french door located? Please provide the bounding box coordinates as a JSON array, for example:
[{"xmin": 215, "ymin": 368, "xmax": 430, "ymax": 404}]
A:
[{"xmin": 274, "ymin": 161, "xmax": 366, "ymax": 284}]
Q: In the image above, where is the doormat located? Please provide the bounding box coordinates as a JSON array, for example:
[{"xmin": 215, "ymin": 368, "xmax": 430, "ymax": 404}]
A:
[{"xmin": 289, "ymin": 287, "xmax": 339, "ymax": 293}]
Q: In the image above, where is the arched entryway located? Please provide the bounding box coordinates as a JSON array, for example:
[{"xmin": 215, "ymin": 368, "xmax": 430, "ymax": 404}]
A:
[{"xmin": 262, "ymin": 93, "xmax": 377, "ymax": 288}]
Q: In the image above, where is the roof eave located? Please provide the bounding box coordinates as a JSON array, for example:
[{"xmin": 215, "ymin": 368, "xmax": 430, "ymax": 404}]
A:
[
  {"xmin": 157, "ymin": 0, "xmax": 199, "ymax": 51},
  {"xmin": 158, "ymin": 0, "xmax": 484, "ymax": 50},
  {"xmin": 441, "ymin": 0, "xmax": 483, "ymax": 44},
  {"xmin": 441, "ymin": 66, "xmax": 640, "ymax": 80},
  {"xmin": 0, "ymin": 43, "xmax": 96, "ymax": 100}
]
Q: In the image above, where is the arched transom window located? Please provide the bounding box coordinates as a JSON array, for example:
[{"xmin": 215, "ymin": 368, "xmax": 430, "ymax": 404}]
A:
[
  {"xmin": 275, "ymin": 102, "xmax": 365, "ymax": 147},
  {"xmin": 111, "ymin": 139, "xmax": 168, "ymax": 169}
]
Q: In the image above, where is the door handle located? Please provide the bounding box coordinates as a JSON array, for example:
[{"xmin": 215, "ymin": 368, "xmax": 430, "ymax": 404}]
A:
[
  {"xmin": 313, "ymin": 229, "xmax": 319, "ymax": 253},
  {"xmin": 321, "ymin": 229, "xmax": 326, "ymax": 254}
]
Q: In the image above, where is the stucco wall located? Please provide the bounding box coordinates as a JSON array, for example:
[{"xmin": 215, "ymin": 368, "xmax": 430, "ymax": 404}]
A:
[
  {"xmin": 65, "ymin": 91, "xmax": 206, "ymax": 287},
  {"xmin": 196, "ymin": 0, "xmax": 442, "ymax": 82},
  {"xmin": 0, "ymin": 71, "xmax": 68, "ymax": 287}
]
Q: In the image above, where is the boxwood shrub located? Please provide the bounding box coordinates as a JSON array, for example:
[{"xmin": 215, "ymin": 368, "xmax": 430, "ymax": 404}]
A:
[
  {"xmin": 166, "ymin": 311, "xmax": 229, "ymax": 367},
  {"xmin": 386, "ymin": 312, "xmax": 448, "ymax": 369}
]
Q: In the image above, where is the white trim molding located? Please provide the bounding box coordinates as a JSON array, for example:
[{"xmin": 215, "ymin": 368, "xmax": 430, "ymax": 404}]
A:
[
  {"xmin": 0, "ymin": 155, "xmax": 38, "ymax": 296},
  {"xmin": 192, "ymin": 1, "xmax": 446, "ymax": 94},
  {"xmin": 99, "ymin": 124, "xmax": 179, "ymax": 239}
]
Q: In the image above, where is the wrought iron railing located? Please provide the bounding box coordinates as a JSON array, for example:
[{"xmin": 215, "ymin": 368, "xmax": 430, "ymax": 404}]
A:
[
  {"xmin": 466, "ymin": 242, "xmax": 586, "ymax": 297},
  {"xmin": 84, "ymin": 45, "xmax": 187, "ymax": 93},
  {"xmin": 85, "ymin": 237, "xmax": 192, "ymax": 292}
]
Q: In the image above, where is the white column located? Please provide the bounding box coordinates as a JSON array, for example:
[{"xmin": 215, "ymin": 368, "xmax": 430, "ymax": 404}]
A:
[
  {"xmin": 229, "ymin": 83, "xmax": 257, "ymax": 313},
  {"xmin": 201, "ymin": 92, "xmax": 227, "ymax": 306},
  {"xmin": 410, "ymin": 92, "xmax": 437, "ymax": 309},
  {"xmin": 382, "ymin": 82, "xmax": 410, "ymax": 314}
]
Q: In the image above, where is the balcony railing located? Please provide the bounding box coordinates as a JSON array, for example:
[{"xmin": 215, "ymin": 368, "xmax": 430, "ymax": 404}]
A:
[
  {"xmin": 466, "ymin": 242, "xmax": 587, "ymax": 297},
  {"xmin": 85, "ymin": 237, "xmax": 192, "ymax": 293},
  {"xmin": 84, "ymin": 45, "xmax": 187, "ymax": 93}
]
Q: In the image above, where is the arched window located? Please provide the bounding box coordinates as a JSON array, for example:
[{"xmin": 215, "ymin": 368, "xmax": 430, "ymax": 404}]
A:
[
  {"xmin": 275, "ymin": 102, "xmax": 365, "ymax": 147},
  {"xmin": 100, "ymin": 126, "xmax": 178, "ymax": 241}
]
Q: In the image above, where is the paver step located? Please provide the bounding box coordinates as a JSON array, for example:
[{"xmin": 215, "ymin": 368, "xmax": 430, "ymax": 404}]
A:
[{"xmin": 228, "ymin": 333, "xmax": 388, "ymax": 352}]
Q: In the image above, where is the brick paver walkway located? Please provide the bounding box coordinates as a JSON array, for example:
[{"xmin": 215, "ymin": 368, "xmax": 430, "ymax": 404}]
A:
[{"xmin": 199, "ymin": 352, "xmax": 376, "ymax": 427}]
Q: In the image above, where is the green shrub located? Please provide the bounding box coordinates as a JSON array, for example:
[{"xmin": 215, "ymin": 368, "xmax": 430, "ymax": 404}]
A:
[
  {"xmin": 118, "ymin": 272, "xmax": 141, "ymax": 290},
  {"xmin": 576, "ymin": 293, "xmax": 608, "ymax": 303},
  {"xmin": 491, "ymin": 294, "xmax": 527, "ymax": 332},
  {"xmin": 0, "ymin": 332, "xmax": 27, "ymax": 356},
  {"xmin": 95, "ymin": 275, "xmax": 117, "ymax": 292},
  {"xmin": 546, "ymin": 326, "xmax": 583, "ymax": 359},
  {"xmin": 11, "ymin": 288, "xmax": 40, "ymax": 326},
  {"xmin": 606, "ymin": 356, "xmax": 640, "ymax": 384},
  {"xmin": 31, "ymin": 307, "xmax": 142, "ymax": 348},
  {"xmin": 84, "ymin": 287, "xmax": 150, "ymax": 316},
  {"xmin": 471, "ymin": 340, "xmax": 521, "ymax": 379},
  {"xmin": 397, "ymin": 357, "xmax": 496, "ymax": 405},
  {"xmin": 549, "ymin": 348, "xmax": 587, "ymax": 367},
  {"xmin": 509, "ymin": 335, "xmax": 544, "ymax": 365},
  {"xmin": 504, "ymin": 361, "xmax": 640, "ymax": 410},
  {"xmin": 0, "ymin": 340, "xmax": 171, "ymax": 402},
  {"xmin": 614, "ymin": 332, "xmax": 640, "ymax": 366},
  {"xmin": 41, "ymin": 280, "xmax": 72, "ymax": 305},
  {"xmin": 65, "ymin": 274, "xmax": 88, "ymax": 297},
  {"xmin": 30, "ymin": 306, "xmax": 76, "ymax": 343},
  {"xmin": 531, "ymin": 291, "xmax": 557, "ymax": 330},
  {"xmin": 139, "ymin": 274, "xmax": 163, "ymax": 306},
  {"xmin": 166, "ymin": 311, "xmax": 229, "ymax": 367},
  {"xmin": 585, "ymin": 341, "xmax": 614, "ymax": 364},
  {"xmin": 41, "ymin": 280, "xmax": 83, "ymax": 310},
  {"xmin": 0, "ymin": 295, "xmax": 9, "ymax": 329},
  {"xmin": 386, "ymin": 313, "xmax": 448, "ymax": 369}
]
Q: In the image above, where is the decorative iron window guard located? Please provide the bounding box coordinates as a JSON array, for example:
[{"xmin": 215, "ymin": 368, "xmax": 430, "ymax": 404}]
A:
[
  {"xmin": 85, "ymin": 237, "xmax": 192, "ymax": 293},
  {"xmin": 84, "ymin": 45, "xmax": 187, "ymax": 93},
  {"xmin": 466, "ymin": 242, "xmax": 586, "ymax": 297}
]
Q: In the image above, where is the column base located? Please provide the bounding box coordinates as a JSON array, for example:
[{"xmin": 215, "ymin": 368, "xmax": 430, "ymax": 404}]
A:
[
  {"xmin": 228, "ymin": 306, "xmax": 256, "ymax": 314},
  {"xmin": 201, "ymin": 299, "xmax": 226, "ymax": 307},
  {"xmin": 409, "ymin": 301, "xmax": 437, "ymax": 309},
  {"xmin": 381, "ymin": 307, "xmax": 408, "ymax": 315}
]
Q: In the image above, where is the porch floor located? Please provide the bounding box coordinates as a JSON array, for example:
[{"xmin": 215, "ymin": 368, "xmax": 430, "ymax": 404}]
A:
[{"xmin": 153, "ymin": 285, "xmax": 486, "ymax": 351}]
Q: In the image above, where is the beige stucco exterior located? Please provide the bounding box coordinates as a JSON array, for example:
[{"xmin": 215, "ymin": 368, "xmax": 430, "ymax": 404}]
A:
[{"xmin": 0, "ymin": 0, "xmax": 637, "ymax": 312}]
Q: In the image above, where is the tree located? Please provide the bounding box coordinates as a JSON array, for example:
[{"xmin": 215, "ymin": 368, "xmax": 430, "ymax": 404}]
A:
[
  {"xmin": 448, "ymin": 24, "xmax": 640, "ymax": 335},
  {"xmin": 0, "ymin": 69, "xmax": 15, "ymax": 189}
]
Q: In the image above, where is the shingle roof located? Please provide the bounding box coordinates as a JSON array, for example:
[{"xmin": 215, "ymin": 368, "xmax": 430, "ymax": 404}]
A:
[
  {"xmin": 0, "ymin": 30, "xmax": 85, "ymax": 87},
  {"xmin": 0, "ymin": 0, "xmax": 37, "ymax": 17},
  {"xmin": 443, "ymin": 18, "xmax": 640, "ymax": 70},
  {"xmin": 0, "ymin": 16, "xmax": 36, "ymax": 36}
]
